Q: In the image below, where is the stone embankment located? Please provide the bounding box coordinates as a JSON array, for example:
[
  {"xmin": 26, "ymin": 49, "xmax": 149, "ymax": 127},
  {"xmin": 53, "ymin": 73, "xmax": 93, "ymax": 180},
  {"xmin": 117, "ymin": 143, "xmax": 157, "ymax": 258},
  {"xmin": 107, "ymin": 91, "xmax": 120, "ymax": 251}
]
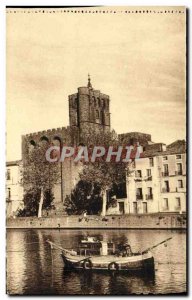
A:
[{"xmin": 7, "ymin": 213, "xmax": 187, "ymax": 229}]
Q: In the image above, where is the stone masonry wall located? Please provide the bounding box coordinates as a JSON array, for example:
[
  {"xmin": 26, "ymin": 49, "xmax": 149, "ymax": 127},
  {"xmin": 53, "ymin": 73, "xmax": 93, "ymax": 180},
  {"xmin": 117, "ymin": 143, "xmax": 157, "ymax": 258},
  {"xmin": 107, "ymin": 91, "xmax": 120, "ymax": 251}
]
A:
[
  {"xmin": 22, "ymin": 126, "xmax": 80, "ymax": 209},
  {"xmin": 7, "ymin": 213, "xmax": 187, "ymax": 229}
]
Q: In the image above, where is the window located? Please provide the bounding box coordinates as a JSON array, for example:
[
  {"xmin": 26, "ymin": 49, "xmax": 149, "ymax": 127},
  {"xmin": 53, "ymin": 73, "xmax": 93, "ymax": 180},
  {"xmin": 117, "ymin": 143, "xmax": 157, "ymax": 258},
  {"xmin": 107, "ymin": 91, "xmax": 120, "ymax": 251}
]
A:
[
  {"xmin": 6, "ymin": 169, "xmax": 11, "ymax": 180},
  {"xmin": 176, "ymin": 154, "xmax": 181, "ymax": 159},
  {"xmin": 119, "ymin": 202, "xmax": 125, "ymax": 214},
  {"xmin": 149, "ymin": 158, "xmax": 154, "ymax": 167},
  {"xmin": 163, "ymin": 156, "xmax": 168, "ymax": 161},
  {"xmin": 101, "ymin": 111, "xmax": 105, "ymax": 125},
  {"xmin": 93, "ymin": 97, "xmax": 96, "ymax": 106},
  {"xmin": 178, "ymin": 180, "xmax": 183, "ymax": 188},
  {"xmin": 29, "ymin": 140, "xmax": 36, "ymax": 151},
  {"xmin": 146, "ymin": 169, "xmax": 151, "ymax": 177},
  {"xmin": 136, "ymin": 188, "xmax": 142, "ymax": 196},
  {"xmin": 8, "ymin": 188, "xmax": 11, "ymax": 199},
  {"xmin": 96, "ymin": 110, "xmax": 100, "ymax": 119},
  {"xmin": 175, "ymin": 197, "xmax": 181, "ymax": 208},
  {"xmin": 30, "ymin": 140, "xmax": 36, "ymax": 147},
  {"xmin": 163, "ymin": 164, "xmax": 169, "ymax": 176},
  {"xmin": 163, "ymin": 198, "xmax": 169, "ymax": 209},
  {"xmin": 176, "ymin": 163, "xmax": 182, "ymax": 175},
  {"xmin": 40, "ymin": 136, "xmax": 49, "ymax": 145},
  {"xmin": 143, "ymin": 202, "xmax": 148, "ymax": 213},
  {"xmin": 147, "ymin": 187, "xmax": 152, "ymax": 196},
  {"xmin": 136, "ymin": 170, "xmax": 142, "ymax": 178},
  {"xmin": 146, "ymin": 169, "xmax": 152, "ymax": 181},
  {"xmin": 133, "ymin": 202, "xmax": 138, "ymax": 213},
  {"xmin": 53, "ymin": 136, "xmax": 61, "ymax": 147},
  {"xmin": 165, "ymin": 181, "xmax": 169, "ymax": 189},
  {"xmin": 136, "ymin": 188, "xmax": 143, "ymax": 200},
  {"xmin": 146, "ymin": 187, "xmax": 153, "ymax": 200},
  {"xmin": 163, "ymin": 181, "xmax": 169, "ymax": 192}
]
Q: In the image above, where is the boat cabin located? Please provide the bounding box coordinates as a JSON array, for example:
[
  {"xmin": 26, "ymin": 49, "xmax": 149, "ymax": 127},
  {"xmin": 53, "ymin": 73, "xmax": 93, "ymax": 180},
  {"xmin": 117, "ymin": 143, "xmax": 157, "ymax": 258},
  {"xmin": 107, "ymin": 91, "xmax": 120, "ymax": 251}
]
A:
[{"xmin": 78, "ymin": 237, "xmax": 115, "ymax": 256}]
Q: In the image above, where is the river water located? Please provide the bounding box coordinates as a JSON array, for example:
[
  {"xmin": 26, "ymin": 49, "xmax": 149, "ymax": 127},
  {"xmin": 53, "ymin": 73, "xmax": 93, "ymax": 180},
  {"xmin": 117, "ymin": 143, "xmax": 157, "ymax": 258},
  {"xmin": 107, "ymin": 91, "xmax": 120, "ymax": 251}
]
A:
[{"xmin": 6, "ymin": 229, "xmax": 186, "ymax": 295}]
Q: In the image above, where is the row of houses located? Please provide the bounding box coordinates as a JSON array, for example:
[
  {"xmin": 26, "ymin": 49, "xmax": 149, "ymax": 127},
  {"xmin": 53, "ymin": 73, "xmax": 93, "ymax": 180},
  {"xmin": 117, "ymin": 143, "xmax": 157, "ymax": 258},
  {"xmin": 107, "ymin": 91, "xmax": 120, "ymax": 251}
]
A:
[
  {"xmin": 112, "ymin": 144, "xmax": 186, "ymax": 214},
  {"xmin": 107, "ymin": 139, "xmax": 186, "ymax": 215}
]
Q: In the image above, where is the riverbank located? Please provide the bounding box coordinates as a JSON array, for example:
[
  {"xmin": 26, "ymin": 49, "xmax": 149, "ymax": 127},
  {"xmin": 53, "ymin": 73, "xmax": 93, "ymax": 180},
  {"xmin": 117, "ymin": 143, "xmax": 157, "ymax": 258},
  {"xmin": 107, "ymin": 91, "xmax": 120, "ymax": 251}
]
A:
[{"xmin": 6, "ymin": 213, "xmax": 187, "ymax": 229}]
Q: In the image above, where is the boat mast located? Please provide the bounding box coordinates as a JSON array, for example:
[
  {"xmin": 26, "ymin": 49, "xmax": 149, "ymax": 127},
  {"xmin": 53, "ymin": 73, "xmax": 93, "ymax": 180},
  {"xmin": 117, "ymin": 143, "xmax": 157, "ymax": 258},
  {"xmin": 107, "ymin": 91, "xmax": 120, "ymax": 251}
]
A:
[{"xmin": 141, "ymin": 237, "xmax": 172, "ymax": 254}]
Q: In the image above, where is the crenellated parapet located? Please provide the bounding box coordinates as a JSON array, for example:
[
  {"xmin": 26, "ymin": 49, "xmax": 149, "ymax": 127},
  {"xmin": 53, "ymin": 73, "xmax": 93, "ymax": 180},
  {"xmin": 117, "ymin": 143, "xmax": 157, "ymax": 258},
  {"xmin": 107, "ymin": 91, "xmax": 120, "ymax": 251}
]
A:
[{"xmin": 22, "ymin": 126, "xmax": 79, "ymax": 160}]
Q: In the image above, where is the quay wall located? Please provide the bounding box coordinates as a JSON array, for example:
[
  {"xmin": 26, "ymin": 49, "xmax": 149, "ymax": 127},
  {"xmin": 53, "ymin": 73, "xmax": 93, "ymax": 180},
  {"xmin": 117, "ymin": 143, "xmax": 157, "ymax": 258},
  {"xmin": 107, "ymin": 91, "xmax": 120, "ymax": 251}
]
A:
[{"xmin": 6, "ymin": 213, "xmax": 187, "ymax": 229}]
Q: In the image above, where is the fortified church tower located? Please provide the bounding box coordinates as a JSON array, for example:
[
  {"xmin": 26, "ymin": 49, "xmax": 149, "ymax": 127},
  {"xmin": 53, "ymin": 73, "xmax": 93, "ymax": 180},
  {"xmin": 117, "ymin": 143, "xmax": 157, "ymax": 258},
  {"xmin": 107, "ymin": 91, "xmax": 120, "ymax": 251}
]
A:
[{"xmin": 69, "ymin": 75, "xmax": 111, "ymax": 143}]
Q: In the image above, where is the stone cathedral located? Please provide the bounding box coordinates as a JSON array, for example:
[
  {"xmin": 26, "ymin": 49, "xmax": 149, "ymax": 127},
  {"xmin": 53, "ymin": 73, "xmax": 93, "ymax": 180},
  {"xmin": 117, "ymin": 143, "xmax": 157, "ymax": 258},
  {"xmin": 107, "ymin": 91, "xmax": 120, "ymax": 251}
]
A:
[{"xmin": 22, "ymin": 76, "xmax": 112, "ymax": 215}]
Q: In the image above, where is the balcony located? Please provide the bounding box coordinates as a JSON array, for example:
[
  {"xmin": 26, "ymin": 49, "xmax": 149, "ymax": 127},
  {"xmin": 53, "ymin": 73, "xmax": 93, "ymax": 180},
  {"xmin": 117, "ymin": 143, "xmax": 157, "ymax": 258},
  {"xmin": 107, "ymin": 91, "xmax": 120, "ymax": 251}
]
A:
[
  {"xmin": 175, "ymin": 171, "xmax": 183, "ymax": 176},
  {"xmin": 136, "ymin": 195, "xmax": 143, "ymax": 200},
  {"xmin": 162, "ymin": 187, "xmax": 170, "ymax": 193},
  {"xmin": 162, "ymin": 172, "xmax": 169, "ymax": 177},
  {"xmin": 146, "ymin": 194, "xmax": 153, "ymax": 200},
  {"xmin": 135, "ymin": 178, "xmax": 142, "ymax": 182}
]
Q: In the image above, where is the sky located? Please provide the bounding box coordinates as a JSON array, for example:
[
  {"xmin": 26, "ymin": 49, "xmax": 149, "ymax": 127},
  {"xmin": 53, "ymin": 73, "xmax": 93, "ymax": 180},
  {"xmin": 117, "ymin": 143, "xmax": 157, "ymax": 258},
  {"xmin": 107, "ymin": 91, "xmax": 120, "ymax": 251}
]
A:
[{"xmin": 6, "ymin": 7, "xmax": 186, "ymax": 161}]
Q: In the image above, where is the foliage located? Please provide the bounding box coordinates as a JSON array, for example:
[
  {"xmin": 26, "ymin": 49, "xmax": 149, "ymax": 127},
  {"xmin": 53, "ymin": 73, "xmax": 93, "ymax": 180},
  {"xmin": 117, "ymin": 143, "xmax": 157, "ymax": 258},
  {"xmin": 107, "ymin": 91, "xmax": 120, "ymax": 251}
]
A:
[
  {"xmin": 79, "ymin": 130, "xmax": 129, "ymax": 213},
  {"xmin": 65, "ymin": 130, "xmax": 130, "ymax": 216},
  {"xmin": 17, "ymin": 190, "xmax": 40, "ymax": 217},
  {"xmin": 64, "ymin": 180, "xmax": 102, "ymax": 215},
  {"xmin": 17, "ymin": 189, "xmax": 55, "ymax": 217},
  {"xmin": 23, "ymin": 143, "xmax": 60, "ymax": 192},
  {"xmin": 21, "ymin": 143, "xmax": 60, "ymax": 217},
  {"xmin": 80, "ymin": 161, "xmax": 127, "ymax": 194},
  {"xmin": 43, "ymin": 190, "xmax": 55, "ymax": 210}
]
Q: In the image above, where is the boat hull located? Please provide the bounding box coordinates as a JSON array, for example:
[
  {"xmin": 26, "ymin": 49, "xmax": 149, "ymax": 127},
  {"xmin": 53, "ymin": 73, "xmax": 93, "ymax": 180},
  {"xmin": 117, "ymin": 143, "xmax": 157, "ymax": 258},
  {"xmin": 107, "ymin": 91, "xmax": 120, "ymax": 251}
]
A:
[{"xmin": 61, "ymin": 252, "xmax": 154, "ymax": 273}]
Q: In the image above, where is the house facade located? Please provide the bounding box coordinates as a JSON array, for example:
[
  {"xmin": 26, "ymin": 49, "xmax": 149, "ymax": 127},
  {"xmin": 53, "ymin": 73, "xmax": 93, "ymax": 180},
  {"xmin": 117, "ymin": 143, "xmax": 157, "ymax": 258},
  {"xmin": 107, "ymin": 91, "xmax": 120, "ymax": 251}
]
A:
[
  {"xmin": 115, "ymin": 141, "xmax": 186, "ymax": 215},
  {"xmin": 6, "ymin": 160, "xmax": 24, "ymax": 217}
]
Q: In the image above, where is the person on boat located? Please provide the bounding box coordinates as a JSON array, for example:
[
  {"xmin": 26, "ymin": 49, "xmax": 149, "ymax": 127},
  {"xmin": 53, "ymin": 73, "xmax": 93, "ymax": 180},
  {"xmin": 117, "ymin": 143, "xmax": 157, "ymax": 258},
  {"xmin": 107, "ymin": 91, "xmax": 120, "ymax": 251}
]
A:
[
  {"xmin": 124, "ymin": 242, "xmax": 132, "ymax": 257},
  {"xmin": 116, "ymin": 240, "xmax": 132, "ymax": 257}
]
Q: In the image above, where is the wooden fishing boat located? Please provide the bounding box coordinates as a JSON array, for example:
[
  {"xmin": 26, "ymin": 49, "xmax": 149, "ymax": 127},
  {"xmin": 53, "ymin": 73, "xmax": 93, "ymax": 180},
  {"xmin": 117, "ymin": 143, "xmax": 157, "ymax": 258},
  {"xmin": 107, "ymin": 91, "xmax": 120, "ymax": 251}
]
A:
[{"xmin": 47, "ymin": 236, "xmax": 172, "ymax": 273}]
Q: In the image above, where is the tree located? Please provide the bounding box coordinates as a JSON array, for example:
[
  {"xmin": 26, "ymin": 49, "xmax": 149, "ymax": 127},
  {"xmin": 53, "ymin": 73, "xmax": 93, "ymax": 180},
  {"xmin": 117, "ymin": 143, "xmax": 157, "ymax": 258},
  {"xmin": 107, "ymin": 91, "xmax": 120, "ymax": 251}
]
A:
[
  {"xmin": 22, "ymin": 143, "xmax": 60, "ymax": 217},
  {"xmin": 64, "ymin": 180, "xmax": 102, "ymax": 215},
  {"xmin": 80, "ymin": 161, "xmax": 128, "ymax": 216},
  {"xmin": 17, "ymin": 189, "xmax": 55, "ymax": 217},
  {"xmin": 78, "ymin": 130, "xmax": 130, "ymax": 216}
]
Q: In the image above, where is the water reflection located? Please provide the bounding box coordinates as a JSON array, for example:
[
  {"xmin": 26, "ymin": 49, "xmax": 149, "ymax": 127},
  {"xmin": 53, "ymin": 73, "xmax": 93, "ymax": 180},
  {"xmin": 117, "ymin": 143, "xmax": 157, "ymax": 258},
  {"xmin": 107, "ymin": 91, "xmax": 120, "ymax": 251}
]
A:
[
  {"xmin": 7, "ymin": 229, "xmax": 186, "ymax": 295},
  {"xmin": 62, "ymin": 269, "xmax": 155, "ymax": 295}
]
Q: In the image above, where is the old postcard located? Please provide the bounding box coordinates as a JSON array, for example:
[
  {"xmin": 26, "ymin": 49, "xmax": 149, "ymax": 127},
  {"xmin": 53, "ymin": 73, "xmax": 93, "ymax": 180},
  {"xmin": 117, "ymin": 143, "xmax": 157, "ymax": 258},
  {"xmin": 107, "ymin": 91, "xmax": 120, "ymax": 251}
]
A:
[{"xmin": 6, "ymin": 6, "xmax": 187, "ymax": 295}]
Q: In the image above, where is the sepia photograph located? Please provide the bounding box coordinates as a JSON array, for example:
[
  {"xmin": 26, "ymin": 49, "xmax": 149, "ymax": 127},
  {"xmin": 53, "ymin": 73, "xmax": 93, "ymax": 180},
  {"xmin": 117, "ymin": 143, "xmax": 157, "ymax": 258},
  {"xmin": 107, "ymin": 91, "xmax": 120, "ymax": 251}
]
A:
[{"xmin": 6, "ymin": 6, "xmax": 187, "ymax": 295}]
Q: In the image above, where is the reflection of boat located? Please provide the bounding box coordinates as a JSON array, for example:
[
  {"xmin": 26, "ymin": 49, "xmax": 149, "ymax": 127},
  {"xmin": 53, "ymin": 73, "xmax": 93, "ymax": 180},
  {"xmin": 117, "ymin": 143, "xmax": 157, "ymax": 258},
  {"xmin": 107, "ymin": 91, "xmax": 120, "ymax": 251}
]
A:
[{"xmin": 47, "ymin": 237, "xmax": 171, "ymax": 273}]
